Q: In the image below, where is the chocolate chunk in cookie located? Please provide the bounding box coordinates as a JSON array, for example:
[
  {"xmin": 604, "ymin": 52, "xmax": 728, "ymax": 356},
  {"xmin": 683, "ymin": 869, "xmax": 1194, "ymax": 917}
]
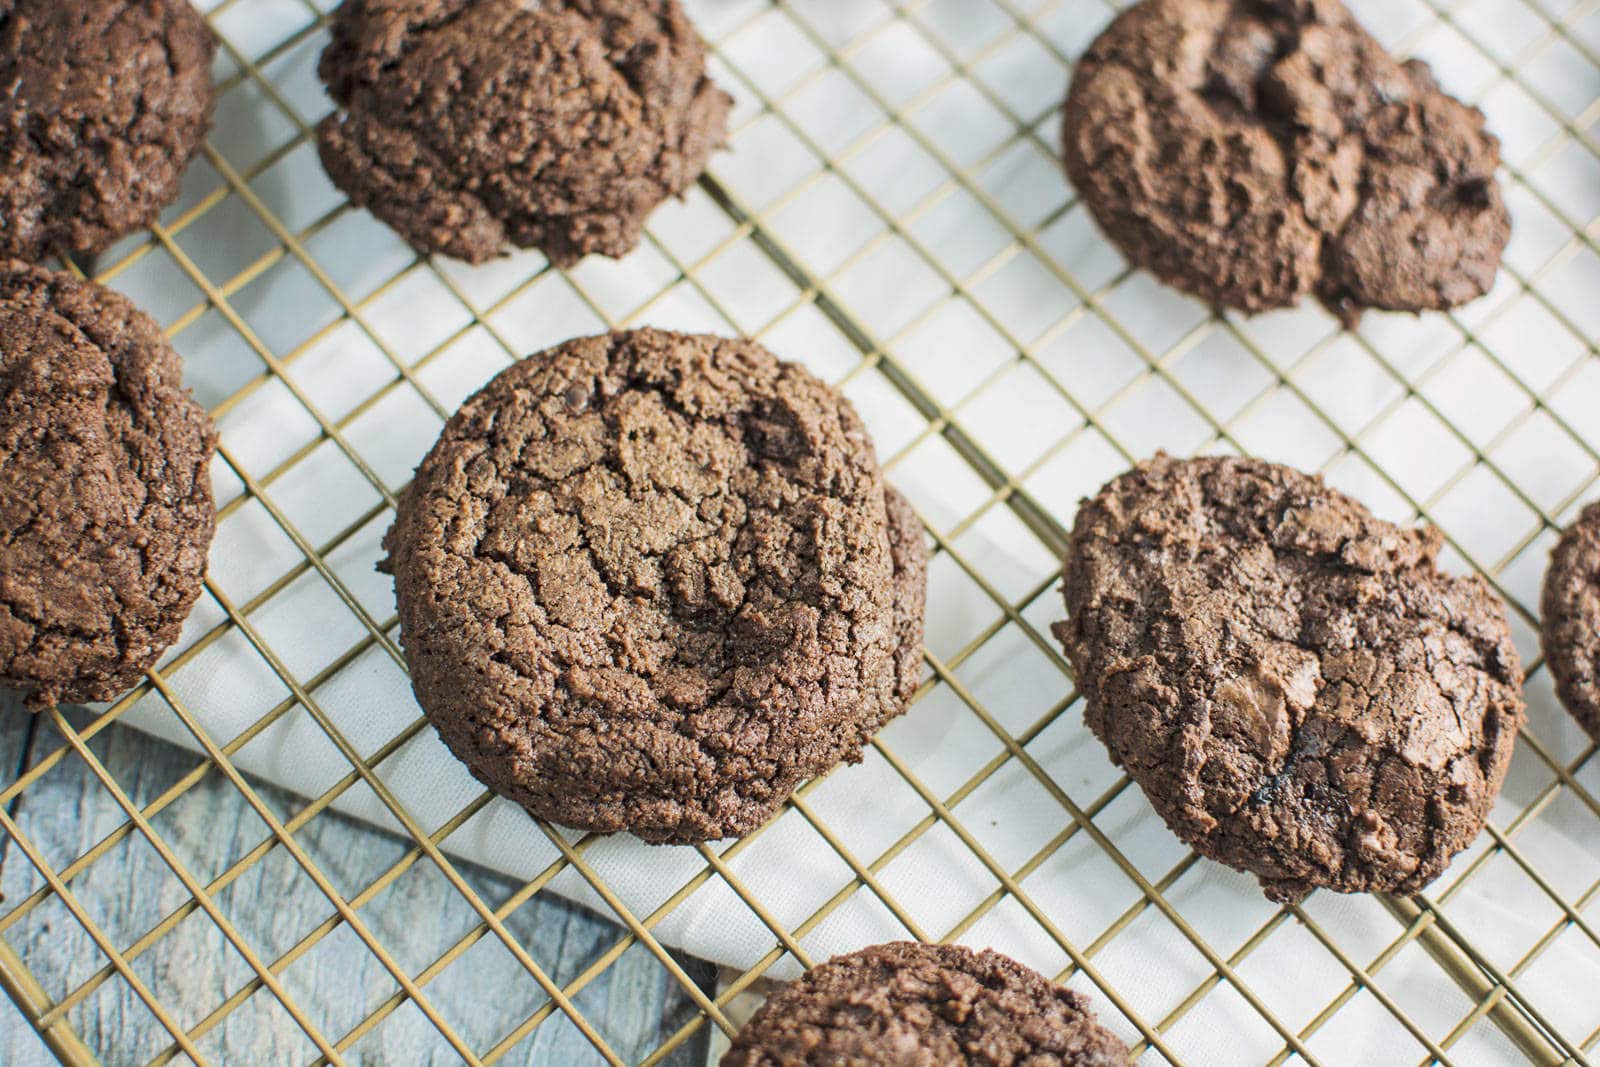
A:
[
  {"xmin": 1054, "ymin": 455, "xmax": 1524, "ymax": 902},
  {"xmin": 382, "ymin": 329, "xmax": 926, "ymax": 844},
  {"xmin": 0, "ymin": 0, "xmax": 215, "ymax": 263},
  {"xmin": 316, "ymin": 0, "xmax": 731, "ymax": 266},
  {"xmin": 1542, "ymin": 501, "xmax": 1600, "ymax": 744},
  {"xmin": 1062, "ymin": 0, "xmax": 1509, "ymax": 324},
  {"xmin": 0, "ymin": 261, "xmax": 217, "ymax": 709},
  {"xmin": 722, "ymin": 941, "xmax": 1129, "ymax": 1067}
]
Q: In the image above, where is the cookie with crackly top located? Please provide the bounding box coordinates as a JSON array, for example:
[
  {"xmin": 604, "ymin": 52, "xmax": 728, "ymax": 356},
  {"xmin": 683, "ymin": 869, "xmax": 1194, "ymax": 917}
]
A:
[
  {"xmin": 722, "ymin": 941, "xmax": 1129, "ymax": 1066},
  {"xmin": 1542, "ymin": 501, "xmax": 1600, "ymax": 744},
  {"xmin": 315, "ymin": 0, "xmax": 730, "ymax": 266},
  {"xmin": 1054, "ymin": 454, "xmax": 1524, "ymax": 902},
  {"xmin": 0, "ymin": 261, "xmax": 217, "ymax": 709},
  {"xmin": 0, "ymin": 0, "xmax": 215, "ymax": 262},
  {"xmin": 1061, "ymin": 0, "xmax": 1509, "ymax": 324},
  {"xmin": 382, "ymin": 329, "xmax": 927, "ymax": 844}
]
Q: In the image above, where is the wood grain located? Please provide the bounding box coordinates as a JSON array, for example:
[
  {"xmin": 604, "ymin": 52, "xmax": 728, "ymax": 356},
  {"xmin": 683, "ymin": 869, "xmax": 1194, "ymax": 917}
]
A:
[{"xmin": 0, "ymin": 696, "xmax": 716, "ymax": 1065}]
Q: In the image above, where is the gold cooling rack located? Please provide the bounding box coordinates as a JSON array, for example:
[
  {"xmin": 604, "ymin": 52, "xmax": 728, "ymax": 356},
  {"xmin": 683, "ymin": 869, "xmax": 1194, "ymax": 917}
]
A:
[{"xmin": 3, "ymin": 0, "xmax": 1600, "ymax": 1063}]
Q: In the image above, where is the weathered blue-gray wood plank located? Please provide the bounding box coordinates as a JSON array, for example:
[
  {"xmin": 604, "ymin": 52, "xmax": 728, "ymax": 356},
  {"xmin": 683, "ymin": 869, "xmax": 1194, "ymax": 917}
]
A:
[
  {"xmin": 0, "ymin": 698, "xmax": 714, "ymax": 1065},
  {"xmin": 2, "ymin": 695, "xmax": 50, "ymax": 1066}
]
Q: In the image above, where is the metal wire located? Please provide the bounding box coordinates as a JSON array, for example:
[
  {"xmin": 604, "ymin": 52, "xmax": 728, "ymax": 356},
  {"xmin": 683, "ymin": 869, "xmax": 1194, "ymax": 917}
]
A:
[{"xmin": 1, "ymin": 0, "xmax": 1598, "ymax": 1063}]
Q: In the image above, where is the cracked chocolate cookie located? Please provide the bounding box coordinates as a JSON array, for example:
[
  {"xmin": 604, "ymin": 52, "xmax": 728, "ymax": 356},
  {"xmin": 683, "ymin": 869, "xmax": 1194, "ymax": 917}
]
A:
[
  {"xmin": 316, "ymin": 0, "xmax": 731, "ymax": 266},
  {"xmin": 722, "ymin": 941, "xmax": 1129, "ymax": 1067},
  {"xmin": 0, "ymin": 261, "xmax": 217, "ymax": 709},
  {"xmin": 1061, "ymin": 0, "xmax": 1509, "ymax": 324},
  {"xmin": 1054, "ymin": 455, "xmax": 1525, "ymax": 902},
  {"xmin": 0, "ymin": 0, "xmax": 215, "ymax": 263},
  {"xmin": 383, "ymin": 329, "xmax": 926, "ymax": 844},
  {"xmin": 1542, "ymin": 502, "xmax": 1600, "ymax": 744}
]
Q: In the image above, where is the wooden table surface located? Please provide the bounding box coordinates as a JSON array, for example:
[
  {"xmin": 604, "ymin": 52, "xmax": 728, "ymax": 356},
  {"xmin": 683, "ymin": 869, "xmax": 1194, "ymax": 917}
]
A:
[{"xmin": 0, "ymin": 695, "xmax": 717, "ymax": 1066}]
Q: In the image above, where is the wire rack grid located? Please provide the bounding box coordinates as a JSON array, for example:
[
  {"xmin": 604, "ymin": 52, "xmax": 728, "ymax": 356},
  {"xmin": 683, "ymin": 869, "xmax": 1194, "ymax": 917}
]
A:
[{"xmin": 1, "ymin": 0, "xmax": 1599, "ymax": 1063}]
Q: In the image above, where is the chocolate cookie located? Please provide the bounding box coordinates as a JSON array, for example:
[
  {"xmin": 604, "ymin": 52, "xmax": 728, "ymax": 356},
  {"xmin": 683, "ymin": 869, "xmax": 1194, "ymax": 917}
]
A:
[
  {"xmin": 1542, "ymin": 502, "xmax": 1600, "ymax": 744},
  {"xmin": 382, "ymin": 329, "xmax": 926, "ymax": 844},
  {"xmin": 1061, "ymin": 0, "xmax": 1509, "ymax": 323},
  {"xmin": 0, "ymin": 261, "xmax": 217, "ymax": 709},
  {"xmin": 1054, "ymin": 455, "xmax": 1525, "ymax": 902},
  {"xmin": 0, "ymin": 0, "xmax": 215, "ymax": 263},
  {"xmin": 722, "ymin": 941, "xmax": 1129, "ymax": 1066},
  {"xmin": 316, "ymin": 0, "xmax": 731, "ymax": 266}
]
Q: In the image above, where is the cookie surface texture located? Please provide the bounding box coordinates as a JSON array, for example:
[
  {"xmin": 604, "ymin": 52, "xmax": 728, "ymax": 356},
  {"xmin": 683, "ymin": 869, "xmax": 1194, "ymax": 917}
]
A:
[
  {"xmin": 722, "ymin": 941, "xmax": 1129, "ymax": 1067},
  {"xmin": 0, "ymin": 0, "xmax": 215, "ymax": 262},
  {"xmin": 1055, "ymin": 454, "xmax": 1525, "ymax": 902},
  {"xmin": 383, "ymin": 329, "xmax": 924, "ymax": 844},
  {"xmin": 316, "ymin": 0, "xmax": 731, "ymax": 265},
  {"xmin": 1061, "ymin": 0, "xmax": 1509, "ymax": 322},
  {"xmin": 0, "ymin": 261, "xmax": 217, "ymax": 708},
  {"xmin": 883, "ymin": 485, "xmax": 928, "ymax": 712}
]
